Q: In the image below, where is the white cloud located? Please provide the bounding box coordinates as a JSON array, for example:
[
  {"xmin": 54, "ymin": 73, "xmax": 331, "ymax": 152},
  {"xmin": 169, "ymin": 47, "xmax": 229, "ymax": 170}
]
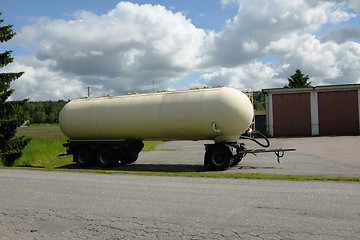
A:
[
  {"xmin": 201, "ymin": 0, "xmax": 358, "ymax": 67},
  {"xmin": 6, "ymin": 56, "xmax": 85, "ymax": 100},
  {"xmin": 198, "ymin": 0, "xmax": 360, "ymax": 88},
  {"xmin": 12, "ymin": 2, "xmax": 205, "ymax": 98},
  {"xmin": 194, "ymin": 62, "xmax": 285, "ymax": 90},
  {"xmin": 243, "ymin": 40, "xmax": 259, "ymax": 52},
  {"xmin": 266, "ymin": 33, "xmax": 360, "ymax": 85},
  {"xmin": 6, "ymin": 0, "xmax": 360, "ymax": 100}
]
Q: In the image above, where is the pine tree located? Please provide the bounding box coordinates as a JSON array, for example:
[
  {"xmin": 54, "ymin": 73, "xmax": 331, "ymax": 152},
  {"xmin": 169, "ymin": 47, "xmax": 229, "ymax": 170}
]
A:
[
  {"xmin": 0, "ymin": 13, "xmax": 31, "ymax": 166},
  {"xmin": 284, "ymin": 69, "xmax": 312, "ymax": 88}
]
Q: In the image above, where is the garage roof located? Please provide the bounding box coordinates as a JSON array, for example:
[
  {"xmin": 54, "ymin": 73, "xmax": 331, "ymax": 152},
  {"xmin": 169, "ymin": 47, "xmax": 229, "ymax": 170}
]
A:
[{"xmin": 262, "ymin": 83, "xmax": 360, "ymax": 94}]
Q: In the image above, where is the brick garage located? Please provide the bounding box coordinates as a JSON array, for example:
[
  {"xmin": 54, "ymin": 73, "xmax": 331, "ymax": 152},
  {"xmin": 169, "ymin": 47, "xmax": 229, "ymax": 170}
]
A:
[{"xmin": 263, "ymin": 84, "xmax": 360, "ymax": 137}]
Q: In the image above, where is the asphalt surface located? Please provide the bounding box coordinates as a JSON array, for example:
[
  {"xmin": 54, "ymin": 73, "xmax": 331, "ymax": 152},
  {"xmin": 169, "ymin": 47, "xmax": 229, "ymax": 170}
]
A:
[
  {"xmin": 1, "ymin": 169, "xmax": 359, "ymax": 239},
  {"xmin": 135, "ymin": 136, "xmax": 360, "ymax": 177},
  {"xmin": 0, "ymin": 136, "xmax": 359, "ymax": 239}
]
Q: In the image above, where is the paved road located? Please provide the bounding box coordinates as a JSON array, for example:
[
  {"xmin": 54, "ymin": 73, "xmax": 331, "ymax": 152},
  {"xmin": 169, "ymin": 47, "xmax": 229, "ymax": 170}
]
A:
[
  {"xmin": 135, "ymin": 136, "xmax": 360, "ymax": 177},
  {"xmin": 0, "ymin": 169, "xmax": 359, "ymax": 239}
]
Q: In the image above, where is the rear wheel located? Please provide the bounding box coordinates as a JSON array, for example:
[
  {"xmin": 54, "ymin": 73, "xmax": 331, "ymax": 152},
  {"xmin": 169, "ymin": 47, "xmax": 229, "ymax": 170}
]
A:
[
  {"xmin": 205, "ymin": 145, "xmax": 233, "ymax": 171},
  {"xmin": 74, "ymin": 147, "xmax": 93, "ymax": 167},
  {"xmin": 96, "ymin": 147, "xmax": 117, "ymax": 168}
]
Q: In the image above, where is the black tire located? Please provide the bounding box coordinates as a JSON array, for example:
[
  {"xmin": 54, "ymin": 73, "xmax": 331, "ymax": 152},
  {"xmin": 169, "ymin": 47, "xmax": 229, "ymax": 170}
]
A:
[
  {"xmin": 74, "ymin": 147, "xmax": 93, "ymax": 167},
  {"xmin": 96, "ymin": 147, "xmax": 117, "ymax": 168},
  {"xmin": 205, "ymin": 145, "xmax": 233, "ymax": 171},
  {"xmin": 121, "ymin": 153, "xmax": 139, "ymax": 165}
]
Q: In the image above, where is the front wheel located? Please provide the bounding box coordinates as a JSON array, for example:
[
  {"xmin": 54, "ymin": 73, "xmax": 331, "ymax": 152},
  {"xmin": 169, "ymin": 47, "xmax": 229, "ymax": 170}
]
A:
[
  {"xmin": 205, "ymin": 145, "xmax": 233, "ymax": 171},
  {"xmin": 96, "ymin": 147, "xmax": 117, "ymax": 168}
]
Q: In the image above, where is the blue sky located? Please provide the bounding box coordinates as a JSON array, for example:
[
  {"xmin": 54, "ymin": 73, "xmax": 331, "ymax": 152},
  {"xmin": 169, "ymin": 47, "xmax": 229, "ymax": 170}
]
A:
[
  {"xmin": 2, "ymin": 0, "xmax": 237, "ymax": 31},
  {"xmin": 1, "ymin": 0, "xmax": 360, "ymax": 100},
  {"xmin": 2, "ymin": 0, "xmax": 237, "ymax": 55}
]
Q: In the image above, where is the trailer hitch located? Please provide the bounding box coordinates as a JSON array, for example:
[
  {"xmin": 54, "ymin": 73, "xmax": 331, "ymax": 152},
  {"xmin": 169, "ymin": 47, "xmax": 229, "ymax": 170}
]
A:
[{"xmin": 238, "ymin": 148, "xmax": 295, "ymax": 163}]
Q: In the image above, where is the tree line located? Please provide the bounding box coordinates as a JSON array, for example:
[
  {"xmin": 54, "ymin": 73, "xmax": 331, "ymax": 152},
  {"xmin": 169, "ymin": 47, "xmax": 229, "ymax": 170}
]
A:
[
  {"xmin": 20, "ymin": 100, "xmax": 69, "ymax": 124},
  {"xmin": 253, "ymin": 91, "xmax": 265, "ymax": 110}
]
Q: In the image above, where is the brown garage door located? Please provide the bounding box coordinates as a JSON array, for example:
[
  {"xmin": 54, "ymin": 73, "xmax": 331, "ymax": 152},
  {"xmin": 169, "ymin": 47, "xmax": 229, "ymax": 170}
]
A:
[
  {"xmin": 273, "ymin": 93, "xmax": 311, "ymax": 136},
  {"xmin": 318, "ymin": 90, "xmax": 359, "ymax": 135}
]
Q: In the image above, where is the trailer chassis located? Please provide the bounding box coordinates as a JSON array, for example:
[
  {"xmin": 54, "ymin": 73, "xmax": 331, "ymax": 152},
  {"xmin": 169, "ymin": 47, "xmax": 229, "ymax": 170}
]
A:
[
  {"xmin": 60, "ymin": 140, "xmax": 144, "ymax": 168},
  {"xmin": 60, "ymin": 132, "xmax": 295, "ymax": 171}
]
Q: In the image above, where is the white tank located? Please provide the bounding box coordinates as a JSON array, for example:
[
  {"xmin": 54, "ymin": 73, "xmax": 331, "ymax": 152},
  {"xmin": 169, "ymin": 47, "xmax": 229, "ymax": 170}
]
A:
[{"xmin": 59, "ymin": 87, "xmax": 254, "ymax": 142}]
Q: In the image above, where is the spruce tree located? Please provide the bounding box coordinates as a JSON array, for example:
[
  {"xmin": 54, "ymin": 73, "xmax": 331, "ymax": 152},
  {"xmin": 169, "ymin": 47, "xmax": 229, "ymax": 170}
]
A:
[
  {"xmin": 284, "ymin": 69, "xmax": 312, "ymax": 88},
  {"xmin": 0, "ymin": 13, "xmax": 31, "ymax": 166}
]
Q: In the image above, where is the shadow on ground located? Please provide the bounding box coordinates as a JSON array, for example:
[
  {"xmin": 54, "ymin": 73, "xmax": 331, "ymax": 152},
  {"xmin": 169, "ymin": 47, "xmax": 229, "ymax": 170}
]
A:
[
  {"xmin": 57, "ymin": 163, "xmax": 280, "ymax": 173},
  {"xmin": 57, "ymin": 163, "xmax": 207, "ymax": 172}
]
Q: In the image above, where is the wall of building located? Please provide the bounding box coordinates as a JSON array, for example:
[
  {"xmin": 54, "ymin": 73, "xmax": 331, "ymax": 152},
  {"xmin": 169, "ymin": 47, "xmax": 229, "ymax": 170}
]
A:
[{"xmin": 263, "ymin": 84, "xmax": 360, "ymax": 137}]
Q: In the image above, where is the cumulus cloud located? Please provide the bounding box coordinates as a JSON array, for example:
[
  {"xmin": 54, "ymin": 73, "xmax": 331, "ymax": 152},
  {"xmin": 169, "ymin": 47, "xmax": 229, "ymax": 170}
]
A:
[
  {"xmin": 194, "ymin": 62, "xmax": 286, "ymax": 90},
  {"xmin": 267, "ymin": 33, "xmax": 360, "ymax": 85},
  {"xmin": 12, "ymin": 2, "xmax": 205, "ymax": 99},
  {"xmin": 202, "ymin": 0, "xmax": 357, "ymax": 67},
  {"xmin": 5, "ymin": 56, "xmax": 85, "ymax": 100},
  {"xmin": 6, "ymin": 0, "xmax": 360, "ymax": 100}
]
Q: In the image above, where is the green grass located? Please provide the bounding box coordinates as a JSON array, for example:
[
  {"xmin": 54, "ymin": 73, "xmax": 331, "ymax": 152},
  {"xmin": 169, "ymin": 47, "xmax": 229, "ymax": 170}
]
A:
[
  {"xmin": 17, "ymin": 124, "xmax": 64, "ymax": 136},
  {"xmin": 142, "ymin": 141, "xmax": 163, "ymax": 151},
  {"xmin": 12, "ymin": 135, "xmax": 71, "ymax": 168},
  {"xmin": 4, "ymin": 125, "xmax": 359, "ymax": 182}
]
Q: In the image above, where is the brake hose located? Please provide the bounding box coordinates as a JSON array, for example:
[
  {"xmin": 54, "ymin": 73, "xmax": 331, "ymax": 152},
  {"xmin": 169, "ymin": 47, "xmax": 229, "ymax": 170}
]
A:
[{"xmin": 240, "ymin": 131, "xmax": 270, "ymax": 148}]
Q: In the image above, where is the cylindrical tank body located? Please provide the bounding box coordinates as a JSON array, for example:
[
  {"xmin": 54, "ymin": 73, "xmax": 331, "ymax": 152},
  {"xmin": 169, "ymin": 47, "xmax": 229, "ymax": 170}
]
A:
[{"xmin": 59, "ymin": 87, "xmax": 254, "ymax": 143}]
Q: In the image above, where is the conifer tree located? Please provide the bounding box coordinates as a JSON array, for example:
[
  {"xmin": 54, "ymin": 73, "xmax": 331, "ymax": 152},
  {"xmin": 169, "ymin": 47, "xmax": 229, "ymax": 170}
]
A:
[
  {"xmin": 0, "ymin": 12, "xmax": 31, "ymax": 166},
  {"xmin": 284, "ymin": 69, "xmax": 312, "ymax": 88}
]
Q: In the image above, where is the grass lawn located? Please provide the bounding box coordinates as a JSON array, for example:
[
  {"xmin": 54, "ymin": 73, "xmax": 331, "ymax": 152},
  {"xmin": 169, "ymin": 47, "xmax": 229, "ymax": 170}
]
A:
[{"xmin": 16, "ymin": 124, "xmax": 64, "ymax": 136}]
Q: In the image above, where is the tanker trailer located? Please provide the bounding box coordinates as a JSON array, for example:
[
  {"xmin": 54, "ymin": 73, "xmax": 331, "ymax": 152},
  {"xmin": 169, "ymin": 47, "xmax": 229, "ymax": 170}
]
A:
[{"xmin": 59, "ymin": 87, "xmax": 254, "ymax": 170}]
